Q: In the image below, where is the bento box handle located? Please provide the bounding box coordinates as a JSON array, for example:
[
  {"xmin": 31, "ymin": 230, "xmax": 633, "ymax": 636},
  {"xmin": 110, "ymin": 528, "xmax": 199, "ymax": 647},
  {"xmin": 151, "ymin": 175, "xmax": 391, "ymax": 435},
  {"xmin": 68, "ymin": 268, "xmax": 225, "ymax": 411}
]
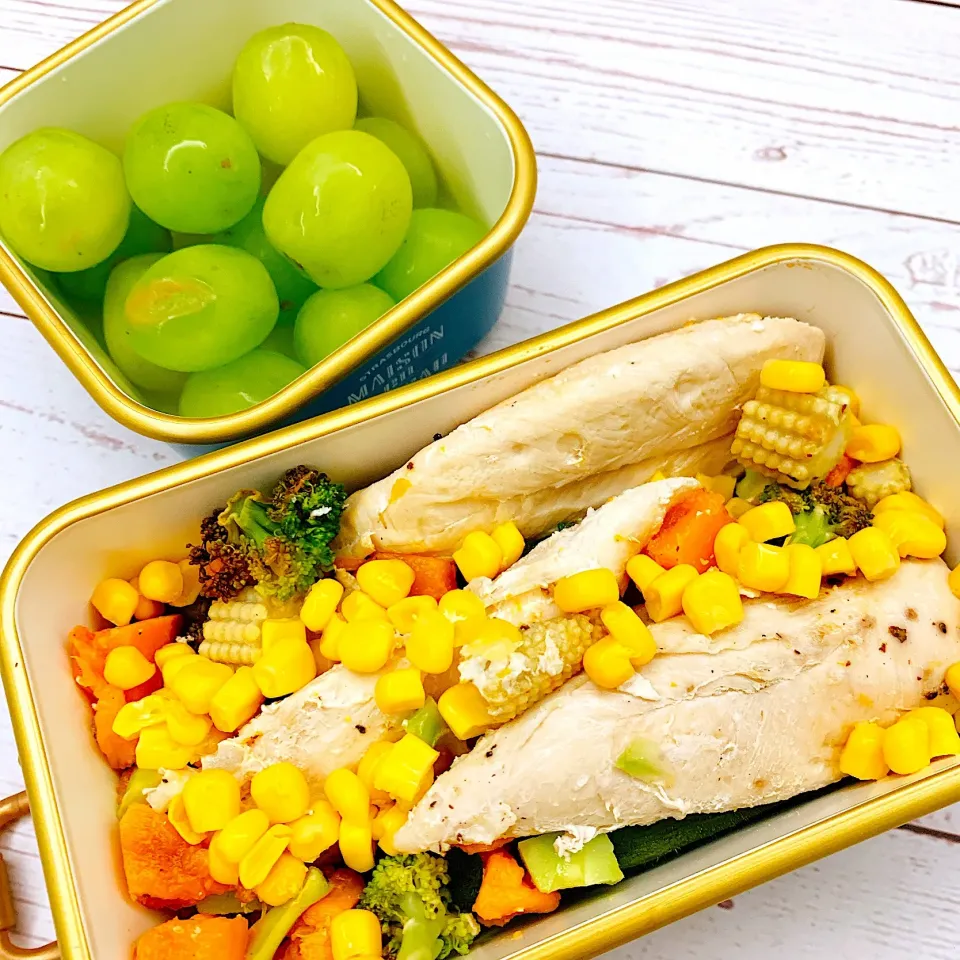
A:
[{"xmin": 0, "ymin": 794, "xmax": 58, "ymax": 960}]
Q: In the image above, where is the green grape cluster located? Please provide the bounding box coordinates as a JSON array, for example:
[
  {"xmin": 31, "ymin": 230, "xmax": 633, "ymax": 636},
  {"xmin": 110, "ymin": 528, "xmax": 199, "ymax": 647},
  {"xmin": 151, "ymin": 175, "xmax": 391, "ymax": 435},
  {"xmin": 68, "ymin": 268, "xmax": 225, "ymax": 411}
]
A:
[{"xmin": 0, "ymin": 20, "xmax": 489, "ymax": 421}]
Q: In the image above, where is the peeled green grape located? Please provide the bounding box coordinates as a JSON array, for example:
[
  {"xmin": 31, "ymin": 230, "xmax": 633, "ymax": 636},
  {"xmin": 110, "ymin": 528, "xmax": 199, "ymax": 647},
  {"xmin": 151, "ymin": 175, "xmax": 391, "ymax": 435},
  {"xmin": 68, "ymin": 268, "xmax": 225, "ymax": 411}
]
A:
[
  {"xmin": 123, "ymin": 103, "xmax": 260, "ymax": 234},
  {"xmin": 233, "ymin": 23, "xmax": 358, "ymax": 166},
  {"xmin": 263, "ymin": 130, "xmax": 412, "ymax": 289},
  {"xmin": 260, "ymin": 310, "xmax": 298, "ymax": 359},
  {"xmin": 0, "ymin": 128, "xmax": 130, "ymax": 272},
  {"xmin": 103, "ymin": 253, "xmax": 188, "ymax": 394},
  {"xmin": 58, "ymin": 206, "xmax": 171, "ymax": 302},
  {"xmin": 214, "ymin": 197, "xmax": 317, "ymax": 312},
  {"xmin": 375, "ymin": 208, "xmax": 486, "ymax": 302},
  {"xmin": 179, "ymin": 349, "xmax": 305, "ymax": 418},
  {"xmin": 354, "ymin": 118, "xmax": 438, "ymax": 208},
  {"xmin": 124, "ymin": 244, "xmax": 278, "ymax": 372},
  {"xmin": 294, "ymin": 284, "xmax": 395, "ymax": 366}
]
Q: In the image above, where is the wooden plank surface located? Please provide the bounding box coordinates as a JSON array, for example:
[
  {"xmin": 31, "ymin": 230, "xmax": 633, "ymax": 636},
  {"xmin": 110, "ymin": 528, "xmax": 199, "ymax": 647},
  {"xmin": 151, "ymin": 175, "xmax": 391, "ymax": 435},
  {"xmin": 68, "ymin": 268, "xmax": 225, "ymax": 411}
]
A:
[{"xmin": 3, "ymin": 0, "xmax": 960, "ymax": 955}]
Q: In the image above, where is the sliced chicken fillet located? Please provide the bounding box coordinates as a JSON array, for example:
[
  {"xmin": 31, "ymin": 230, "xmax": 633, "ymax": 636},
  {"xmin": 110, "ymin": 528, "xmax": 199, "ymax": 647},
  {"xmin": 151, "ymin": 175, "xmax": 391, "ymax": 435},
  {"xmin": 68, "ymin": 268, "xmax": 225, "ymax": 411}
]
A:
[
  {"xmin": 336, "ymin": 315, "xmax": 824, "ymax": 557},
  {"xmin": 394, "ymin": 560, "xmax": 960, "ymax": 853}
]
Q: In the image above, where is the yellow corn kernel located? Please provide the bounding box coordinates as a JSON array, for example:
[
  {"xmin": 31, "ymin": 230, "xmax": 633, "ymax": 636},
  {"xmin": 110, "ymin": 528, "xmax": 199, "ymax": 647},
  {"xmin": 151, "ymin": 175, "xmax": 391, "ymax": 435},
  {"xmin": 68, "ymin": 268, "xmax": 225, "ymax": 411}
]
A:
[
  {"xmin": 338, "ymin": 819, "xmax": 376, "ymax": 874},
  {"xmin": 406, "ymin": 611, "xmax": 455, "ymax": 674},
  {"xmin": 331, "ymin": 909, "xmax": 383, "ymax": 960},
  {"xmin": 839, "ymin": 722, "xmax": 889, "ymax": 780},
  {"xmin": 873, "ymin": 491, "xmax": 944, "ymax": 530},
  {"xmin": 724, "ymin": 497, "xmax": 753, "ymax": 520},
  {"xmin": 112, "ymin": 694, "xmax": 168, "ymax": 740},
  {"xmin": 872, "ymin": 511, "xmax": 946, "ymax": 560},
  {"xmin": 760, "ymin": 359, "xmax": 826, "ymax": 394},
  {"xmin": 217, "ymin": 808, "xmax": 270, "ymax": 863},
  {"xmin": 341, "ymin": 591, "xmax": 388, "ymax": 623},
  {"xmin": 324, "ymin": 768, "xmax": 371, "ymax": 822},
  {"xmin": 209, "ymin": 665, "xmax": 264, "ymax": 734},
  {"xmin": 339, "ymin": 620, "xmax": 397, "ymax": 674},
  {"xmin": 167, "ymin": 794, "xmax": 207, "ymax": 845},
  {"xmin": 161, "ymin": 647, "xmax": 199, "ymax": 685},
  {"xmin": 375, "ymin": 668, "xmax": 426, "ymax": 715},
  {"xmin": 815, "ymin": 538, "xmax": 856, "ymax": 577},
  {"xmin": 848, "ymin": 527, "xmax": 900, "ymax": 582},
  {"xmin": 207, "ymin": 832, "xmax": 239, "ymax": 886},
  {"xmin": 696, "ymin": 474, "xmax": 737, "ymax": 501},
  {"xmin": 103, "ymin": 646, "xmax": 156, "ymax": 691},
  {"xmin": 681, "ymin": 569, "xmax": 744, "ymax": 634},
  {"xmin": 91, "ymin": 578, "xmax": 139, "ymax": 627},
  {"xmin": 261, "ymin": 618, "xmax": 307, "ymax": 654},
  {"xmin": 164, "ymin": 698, "xmax": 213, "ymax": 746},
  {"xmin": 373, "ymin": 734, "xmax": 439, "ymax": 804},
  {"xmin": 253, "ymin": 637, "xmax": 317, "ymax": 698},
  {"xmin": 713, "ymin": 523, "xmax": 750, "ymax": 577},
  {"xmin": 736, "ymin": 543, "xmax": 790, "ymax": 593},
  {"xmin": 255, "ymin": 851, "xmax": 308, "ymax": 907},
  {"xmin": 738, "ymin": 502, "xmax": 796, "ymax": 543},
  {"xmin": 451, "ymin": 615, "xmax": 489, "ymax": 650},
  {"xmin": 239, "ymin": 824, "xmax": 293, "ymax": 889},
  {"xmin": 301, "ymin": 579, "xmax": 346, "ymax": 632},
  {"xmin": 945, "ymin": 661, "xmax": 960, "ymax": 698},
  {"xmin": 289, "ymin": 800, "xmax": 342, "ymax": 861},
  {"xmin": 320, "ymin": 612, "xmax": 348, "ymax": 662},
  {"xmin": 831, "ymin": 385, "xmax": 860, "ymax": 417},
  {"xmin": 453, "ymin": 532, "xmax": 503, "ymax": 582},
  {"xmin": 600, "ymin": 602, "xmax": 656, "ymax": 666},
  {"xmin": 882, "ymin": 716, "xmax": 930, "ymax": 775},
  {"xmin": 439, "ymin": 589, "xmax": 486, "ymax": 625},
  {"xmin": 554, "ymin": 568, "xmax": 620, "ymax": 614},
  {"xmin": 168, "ymin": 657, "xmax": 234, "ymax": 714},
  {"xmin": 846, "ymin": 424, "xmax": 901, "ymax": 463},
  {"xmin": 645, "ymin": 564, "xmax": 699, "ymax": 622},
  {"xmin": 375, "ymin": 803, "xmax": 411, "ymax": 856},
  {"xmin": 491, "ymin": 522, "xmax": 525, "ymax": 570},
  {"xmin": 583, "ymin": 636, "xmax": 635, "ymax": 689},
  {"xmin": 135, "ymin": 725, "xmax": 194, "ymax": 770},
  {"xmin": 252, "ymin": 762, "xmax": 311, "ymax": 824},
  {"xmin": 138, "ymin": 560, "xmax": 184, "ymax": 604},
  {"xmin": 132, "ymin": 584, "xmax": 165, "ymax": 621},
  {"xmin": 438, "ymin": 683, "xmax": 494, "ymax": 740},
  {"xmin": 169, "ymin": 559, "xmax": 201, "ymax": 607},
  {"xmin": 625, "ymin": 554, "xmax": 666, "ymax": 595},
  {"xmin": 357, "ymin": 560, "xmax": 416, "ymax": 608},
  {"xmin": 358, "ymin": 741, "xmax": 394, "ymax": 806},
  {"xmin": 182, "ymin": 769, "xmax": 241, "ymax": 833},
  {"xmin": 154, "ymin": 643, "xmax": 193, "ymax": 669},
  {"xmin": 782, "ymin": 544, "xmax": 822, "ymax": 600},
  {"xmin": 909, "ymin": 707, "xmax": 960, "ymax": 758},
  {"xmin": 387, "ymin": 595, "xmax": 438, "ymax": 634},
  {"xmin": 649, "ymin": 470, "xmax": 667, "ymax": 482}
]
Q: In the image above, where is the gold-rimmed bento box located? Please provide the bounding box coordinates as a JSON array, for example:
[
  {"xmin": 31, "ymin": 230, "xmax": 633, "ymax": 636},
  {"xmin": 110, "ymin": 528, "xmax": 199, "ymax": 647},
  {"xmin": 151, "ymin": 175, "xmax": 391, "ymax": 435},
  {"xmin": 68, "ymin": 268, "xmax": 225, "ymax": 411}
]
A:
[
  {"xmin": 0, "ymin": 0, "xmax": 536, "ymax": 449},
  {"xmin": 3, "ymin": 244, "xmax": 960, "ymax": 960}
]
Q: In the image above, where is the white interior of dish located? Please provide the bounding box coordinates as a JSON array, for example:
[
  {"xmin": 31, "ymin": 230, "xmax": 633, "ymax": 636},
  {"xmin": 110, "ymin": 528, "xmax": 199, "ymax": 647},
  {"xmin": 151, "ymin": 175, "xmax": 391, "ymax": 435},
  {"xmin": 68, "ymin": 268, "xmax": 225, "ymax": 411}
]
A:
[
  {"xmin": 13, "ymin": 255, "xmax": 960, "ymax": 959},
  {"xmin": 0, "ymin": 0, "xmax": 517, "ymax": 405}
]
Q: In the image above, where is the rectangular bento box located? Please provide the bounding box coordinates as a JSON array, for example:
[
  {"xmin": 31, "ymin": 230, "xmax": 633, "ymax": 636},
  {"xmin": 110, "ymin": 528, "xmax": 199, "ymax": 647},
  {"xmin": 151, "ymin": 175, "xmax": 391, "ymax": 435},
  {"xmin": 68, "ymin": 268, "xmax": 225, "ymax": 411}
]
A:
[
  {"xmin": 4, "ymin": 244, "xmax": 960, "ymax": 960},
  {"xmin": 0, "ymin": 0, "xmax": 536, "ymax": 448}
]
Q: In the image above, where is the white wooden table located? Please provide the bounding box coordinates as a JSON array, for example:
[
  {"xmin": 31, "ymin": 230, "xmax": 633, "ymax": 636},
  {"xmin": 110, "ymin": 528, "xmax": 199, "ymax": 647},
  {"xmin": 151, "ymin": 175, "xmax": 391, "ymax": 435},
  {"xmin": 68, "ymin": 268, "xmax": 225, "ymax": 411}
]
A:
[{"xmin": 2, "ymin": 0, "xmax": 960, "ymax": 954}]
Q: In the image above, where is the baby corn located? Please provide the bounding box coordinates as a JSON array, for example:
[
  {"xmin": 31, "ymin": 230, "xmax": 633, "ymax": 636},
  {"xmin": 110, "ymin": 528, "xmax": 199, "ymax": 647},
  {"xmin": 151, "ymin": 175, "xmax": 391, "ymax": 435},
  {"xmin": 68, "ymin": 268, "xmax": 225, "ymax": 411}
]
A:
[{"xmin": 458, "ymin": 614, "xmax": 604, "ymax": 721}]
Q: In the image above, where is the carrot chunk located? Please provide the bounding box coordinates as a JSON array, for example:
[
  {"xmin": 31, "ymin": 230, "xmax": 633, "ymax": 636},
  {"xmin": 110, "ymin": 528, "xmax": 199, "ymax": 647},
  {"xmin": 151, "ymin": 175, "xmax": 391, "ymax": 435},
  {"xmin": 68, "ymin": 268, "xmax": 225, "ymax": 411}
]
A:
[
  {"xmin": 472, "ymin": 849, "xmax": 561, "ymax": 926},
  {"xmin": 119, "ymin": 804, "xmax": 230, "ymax": 910},
  {"xmin": 373, "ymin": 553, "xmax": 458, "ymax": 600},
  {"xmin": 824, "ymin": 454, "xmax": 855, "ymax": 488},
  {"xmin": 643, "ymin": 489, "xmax": 732, "ymax": 573},
  {"xmin": 134, "ymin": 914, "xmax": 249, "ymax": 960},
  {"xmin": 93, "ymin": 684, "xmax": 137, "ymax": 770},
  {"xmin": 94, "ymin": 614, "xmax": 183, "ymax": 664},
  {"xmin": 282, "ymin": 869, "xmax": 365, "ymax": 960}
]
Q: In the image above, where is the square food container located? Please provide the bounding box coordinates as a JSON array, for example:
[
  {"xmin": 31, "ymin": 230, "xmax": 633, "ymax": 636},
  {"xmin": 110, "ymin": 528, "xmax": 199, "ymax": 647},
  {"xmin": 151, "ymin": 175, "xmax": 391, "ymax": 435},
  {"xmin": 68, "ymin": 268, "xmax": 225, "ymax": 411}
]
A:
[
  {"xmin": 0, "ymin": 0, "xmax": 536, "ymax": 448},
  {"xmin": 3, "ymin": 244, "xmax": 960, "ymax": 960}
]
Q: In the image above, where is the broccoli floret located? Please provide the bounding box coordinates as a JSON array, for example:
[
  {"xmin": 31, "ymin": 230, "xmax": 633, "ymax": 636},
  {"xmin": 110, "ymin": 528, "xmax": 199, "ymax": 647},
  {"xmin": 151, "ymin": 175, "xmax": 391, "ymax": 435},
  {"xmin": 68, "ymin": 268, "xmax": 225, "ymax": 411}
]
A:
[
  {"xmin": 359, "ymin": 854, "xmax": 480, "ymax": 960},
  {"xmin": 188, "ymin": 510, "xmax": 258, "ymax": 601},
  {"xmin": 759, "ymin": 481, "xmax": 872, "ymax": 547}
]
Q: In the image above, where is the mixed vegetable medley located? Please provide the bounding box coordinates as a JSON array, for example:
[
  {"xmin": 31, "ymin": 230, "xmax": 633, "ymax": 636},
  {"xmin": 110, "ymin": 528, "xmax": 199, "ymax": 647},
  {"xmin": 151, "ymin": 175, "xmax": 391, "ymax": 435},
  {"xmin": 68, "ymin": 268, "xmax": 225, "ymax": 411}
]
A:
[{"xmin": 67, "ymin": 318, "xmax": 960, "ymax": 960}]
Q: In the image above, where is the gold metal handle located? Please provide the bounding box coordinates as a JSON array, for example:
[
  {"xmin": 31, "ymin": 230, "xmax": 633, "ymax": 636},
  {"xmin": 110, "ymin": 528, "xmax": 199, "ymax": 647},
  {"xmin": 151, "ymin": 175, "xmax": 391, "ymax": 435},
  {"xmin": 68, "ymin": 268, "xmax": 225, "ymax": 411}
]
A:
[{"xmin": 0, "ymin": 793, "xmax": 58, "ymax": 960}]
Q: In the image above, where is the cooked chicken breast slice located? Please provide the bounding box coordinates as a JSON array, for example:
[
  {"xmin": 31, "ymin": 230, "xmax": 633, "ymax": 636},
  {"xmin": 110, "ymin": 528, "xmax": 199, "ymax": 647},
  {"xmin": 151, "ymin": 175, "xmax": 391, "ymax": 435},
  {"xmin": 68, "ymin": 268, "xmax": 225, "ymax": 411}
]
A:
[
  {"xmin": 472, "ymin": 477, "xmax": 699, "ymax": 625},
  {"xmin": 394, "ymin": 560, "xmax": 960, "ymax": 853},
  {"xmin": 202, "ymin": 663, "xmax": 399, "ymax": 795},
  {"xmin": 336, "ymin": 315, "xmax": 824, "ymax": 557}
]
